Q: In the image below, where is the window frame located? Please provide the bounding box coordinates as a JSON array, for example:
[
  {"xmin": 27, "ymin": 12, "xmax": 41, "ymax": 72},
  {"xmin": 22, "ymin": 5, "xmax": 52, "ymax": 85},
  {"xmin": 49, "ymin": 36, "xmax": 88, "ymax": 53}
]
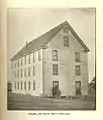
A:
[
  {"xmin": 28, "ymin": 67, "xmax": 30, "ymax": 77},
  {"xmin": 15, "ymin": 82, "xmax": 16, "ymax": 89},
  {"xmin": 33, "ymin": 66, "xmax": 35, "ymax": 76},
  {"xmin": 18, "ymin": 82, "xmax": 19, "ymax": 90},
  {"xmin": 33, "ymin": 81, "xmax": 35, "ymax": 90},
  {"xmin": 21, "ymin": 57, "xmax": 23, "ymax": 66},
  {"xmin": 28, "ymin": 81, "xmax": 31, "ymax": 90},
  {"xmin": 25, "ymin": 56, "xmax": 26, "ymax": 65},
  {"xmin": 18, "ymin": 69, "xmax": 19, "ymax": 78},
  {"xmin": 64, "ymin": 36, "xmax": 69, "ymax": 47},
  {"xmin": 33, "ymin": 53, "xmax": 35, "ymax": 63},
  {"xmin": 75, "ymin": 65, "xmax": 81, "ymax": 76},
  {"xmin": 75, "ymin": 52, "xmax": 80, "ymax": 62},
  {"xmin": 53, "ymin": 64, "xmax": 58, "ymax": 75},
  {"xmin": 52, "ymin": 50, "xmax": 58, "ymax": 61}
]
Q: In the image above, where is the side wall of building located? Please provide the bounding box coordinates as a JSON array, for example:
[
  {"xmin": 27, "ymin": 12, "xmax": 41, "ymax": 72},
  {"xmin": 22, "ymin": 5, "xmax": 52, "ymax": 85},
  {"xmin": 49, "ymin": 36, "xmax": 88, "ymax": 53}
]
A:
[{"xmin": 11, "ymin": 49, "xmax": 43, "ymax": 96}]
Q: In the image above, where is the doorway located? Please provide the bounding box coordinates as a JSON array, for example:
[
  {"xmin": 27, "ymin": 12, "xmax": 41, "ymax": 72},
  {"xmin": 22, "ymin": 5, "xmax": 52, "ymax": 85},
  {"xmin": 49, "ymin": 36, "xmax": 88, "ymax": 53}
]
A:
[
  {"xmin": 75, "ymin": 81, "xmax": 81, "ymax": 95},
  {"xmin": 52, "ymin": 81, "xmax": 59, "ymax": 97}
]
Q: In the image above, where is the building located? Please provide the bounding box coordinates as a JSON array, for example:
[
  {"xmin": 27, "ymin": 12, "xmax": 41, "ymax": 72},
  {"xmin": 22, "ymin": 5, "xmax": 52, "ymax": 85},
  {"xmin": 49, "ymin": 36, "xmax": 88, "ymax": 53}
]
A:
[{"xmin": 11, "ymin": 21, "xmax": 89, "ymax": 97}]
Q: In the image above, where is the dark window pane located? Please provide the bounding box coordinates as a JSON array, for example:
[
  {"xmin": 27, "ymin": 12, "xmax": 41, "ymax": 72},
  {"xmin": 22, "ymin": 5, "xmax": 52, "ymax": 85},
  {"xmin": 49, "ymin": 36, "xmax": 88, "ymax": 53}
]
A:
[
  {"xmin": 33, "ymin": 53, "xmax": 35, "ymax": 63},
  {"xmin": 24, "ymin": 68, "xmax": 26, "ymax": 77},
  {"xmin": 33, "ymin": 81, "xmax": 35, "ymax": 90},
  {"xmin": 18, "ymin": 82, "xmax": 19, "ymax": 89},
  {"xmin": 28, "ymin": 81, "xmax": 30, "ymax": 90},
  {"xmin": 64, "ymin": 36, "xmax": 69, "ymax": 46},
  {"xmin": 24, "ymin": 81, "xmax": 26, "ymax": 90},
  {"xmin": 53, "ymin": 64, "xmax": 58, "ymax": 75},
  {"xmin": 21, "ymin": 58, "xmax": 23, "ymax": 66},
  {"xmin": 29, "ymin": 54, "xmax": 30, "ymax": 64},
  {"xmin": 52, "ymin": 50, "xmax": 58, "ymax": 61},
  {"xmin": 33, "ymin": 66, "xmax": 35, "ymax": 76},
  {"xmin": 75, "ymin": 52, "xmax": 80, "ymax": 62},
  {"xmin": 28, "ymin": 67, "xmax": 30, "ymax": 77},
  {"xmin": 75, "ymin": 66, "xmax": 81, "ymax": 75},
  {"xmin": 15, "ymin": 82, "xmax": 16, "ymax": 89},
  {"xmin": 18, "ymin": 70, "xmax": 19, "ymax": 78},
  {"xmin": 21, "ymin": 82, "xmax": 23, "ymax": 90}
]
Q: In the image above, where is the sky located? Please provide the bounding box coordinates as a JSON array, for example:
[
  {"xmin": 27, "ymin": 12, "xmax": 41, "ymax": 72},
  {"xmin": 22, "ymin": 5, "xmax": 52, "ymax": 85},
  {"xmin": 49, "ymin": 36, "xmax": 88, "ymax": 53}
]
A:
[{"xmin": 7, "ymin": 8, "xmax": 95, "ymax": 82}]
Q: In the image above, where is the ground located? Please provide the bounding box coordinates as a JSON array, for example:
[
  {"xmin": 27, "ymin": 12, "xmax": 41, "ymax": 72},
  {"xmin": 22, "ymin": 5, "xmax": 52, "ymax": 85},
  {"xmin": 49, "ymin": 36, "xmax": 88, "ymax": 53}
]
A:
[{"xmin": 7, "ymin": 91, "xmax": 96, "ymax": 110}]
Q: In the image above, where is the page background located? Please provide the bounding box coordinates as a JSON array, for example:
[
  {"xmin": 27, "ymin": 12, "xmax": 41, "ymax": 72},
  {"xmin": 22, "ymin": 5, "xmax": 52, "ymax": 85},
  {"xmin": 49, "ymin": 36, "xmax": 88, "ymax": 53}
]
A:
[{"xmin": 0, "ymin": 0, "xmax": 102, "ymax": 120}]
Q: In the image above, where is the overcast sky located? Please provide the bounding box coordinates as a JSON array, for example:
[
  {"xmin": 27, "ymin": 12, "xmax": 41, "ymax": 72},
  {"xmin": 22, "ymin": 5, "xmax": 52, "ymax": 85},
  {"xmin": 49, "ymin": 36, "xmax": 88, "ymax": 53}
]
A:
[{"xmin": 8, "ymin": 8, "xmax": 95, "ymax": 82}]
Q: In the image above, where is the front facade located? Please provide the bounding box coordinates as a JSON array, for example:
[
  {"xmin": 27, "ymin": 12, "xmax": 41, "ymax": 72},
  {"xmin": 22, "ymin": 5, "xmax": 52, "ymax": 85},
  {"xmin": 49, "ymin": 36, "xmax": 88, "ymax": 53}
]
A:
[{"xmin": 11, "ymin": 21, "xmax": 89, "ymax": 97}]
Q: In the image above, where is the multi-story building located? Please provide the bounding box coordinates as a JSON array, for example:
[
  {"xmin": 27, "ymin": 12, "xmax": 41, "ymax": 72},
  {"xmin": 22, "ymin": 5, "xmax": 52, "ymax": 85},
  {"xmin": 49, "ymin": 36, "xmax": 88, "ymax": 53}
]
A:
[{"xmin": 11, "ymin": 21, "xmax": 89, "ymax": 97}]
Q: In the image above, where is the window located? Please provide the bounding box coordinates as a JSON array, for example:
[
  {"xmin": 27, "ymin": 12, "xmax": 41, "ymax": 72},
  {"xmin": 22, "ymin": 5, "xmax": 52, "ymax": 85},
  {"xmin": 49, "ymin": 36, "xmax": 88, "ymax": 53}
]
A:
[
  {"xmin": 28, "ymin": 67, "xmax": 30, "ymax": 77},
  {"xmin": 33, "ymin": 81, "xmax": 35, "ymax": 90},
  {"xmin": 21, "ymin": 82, "xmax": 23, "ymax": 90},
  {"xmin": 28, "ymin": 81, "xmax": 31, "ymax": 90},
  {"xmin": 24, "ymin": 68, "xmax": 26, "ymax": 77},
  {"xmin": 33, "ymin": 53, "xmax": 35, "ymax": 63},
  {"xmin": 52, "ymin": 50, "xmax": 58, "ymax": 61},
  {"xmin": 63, "ymin": 26, "xmax": 68, "ymax": 33},
  {"xmin": 33, "ymin": 66, "xmax": 35, "ymax": 76},
  {"xmin": 18, "ymin": 59, "xmax": 19, "ymax": 67},
  {"xmin": 75, "ymin": 52, "xmax": 80, "ymax": 62},
  {"xmin": 64, "ymin": 36, "xmax": 69, "ymax": 46},
  {"xmin": 38, "ymin": 51, "xmax": 41, "ymax": 61},
  {"xmin": 75, "ymin": 66, "xmax": 81, "ymax": 75},
  {"xmin": 28, "ymin": 54, "xmax": 30, "ymax": 64},
  {"xmin": 21, "ymin": 58, "xmax": 23, "ymax": 66},
  {"xmin": 24, "ymin": 81, "xmax": 26, "ymax": 90},
  {"xmin": 18, "ymin": 70, "xmax": 19, "ymax": 78},
  {"xmin": 15, "ymin": 82, "xmax": 16, "ymax": 89},
  {"xmin": 25, "ymin": 56, "xmax": 26, "ymax": 65},
  {"xmin": 18, "ymin": 82, "xmax": 19, "ymax": 89},
  {"xmin": 53, "ymin": 64, "xmax": 58, "ymax": 75},
  {"xmin": 21, "ymin": 69, "xmax": 23, "ymax": 78}
]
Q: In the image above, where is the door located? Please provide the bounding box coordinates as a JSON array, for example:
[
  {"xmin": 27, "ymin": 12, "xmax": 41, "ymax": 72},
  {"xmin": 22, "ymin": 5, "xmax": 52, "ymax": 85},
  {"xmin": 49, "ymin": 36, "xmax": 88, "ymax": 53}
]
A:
[
  {"xmin": 52, "ymin": 81, "xmax": 59, "ymax": 96},
  {"xmin": 75, "ymin": 81, "xmax": 81, "ymax": 95}
]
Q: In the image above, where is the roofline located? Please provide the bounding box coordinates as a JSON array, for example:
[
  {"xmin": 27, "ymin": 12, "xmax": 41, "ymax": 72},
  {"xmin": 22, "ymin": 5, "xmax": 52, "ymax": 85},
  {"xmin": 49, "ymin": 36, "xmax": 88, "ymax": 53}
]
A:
[
  {"xmin": 11, "ymin": 21, "xmax": 90, "ymax": 61},
  {"xmin": 10, "ymin": 47, "xmax": 42, "ymax": 61}
]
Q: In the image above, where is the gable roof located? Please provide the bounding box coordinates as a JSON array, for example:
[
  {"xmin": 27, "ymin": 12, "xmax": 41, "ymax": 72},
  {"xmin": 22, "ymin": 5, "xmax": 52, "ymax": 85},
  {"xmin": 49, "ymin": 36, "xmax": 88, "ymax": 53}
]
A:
[{"xmin": 11, "ymin": 21, "xmax": 89, "ymax": 61}]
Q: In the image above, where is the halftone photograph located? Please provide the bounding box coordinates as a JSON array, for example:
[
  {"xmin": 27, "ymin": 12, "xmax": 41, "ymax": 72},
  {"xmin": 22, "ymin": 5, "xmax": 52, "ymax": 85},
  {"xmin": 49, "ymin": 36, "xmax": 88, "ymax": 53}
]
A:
[{"xmin": 7, "ymin": 8, "xmax": 96, "ymax": 110}]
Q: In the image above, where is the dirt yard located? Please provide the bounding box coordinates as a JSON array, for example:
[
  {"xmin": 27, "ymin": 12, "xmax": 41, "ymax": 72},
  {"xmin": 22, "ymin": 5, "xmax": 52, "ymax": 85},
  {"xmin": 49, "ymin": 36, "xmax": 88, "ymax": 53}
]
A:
[{"xmin": 7, "ymin": 92, "xmax": 96, "ymax": 110}]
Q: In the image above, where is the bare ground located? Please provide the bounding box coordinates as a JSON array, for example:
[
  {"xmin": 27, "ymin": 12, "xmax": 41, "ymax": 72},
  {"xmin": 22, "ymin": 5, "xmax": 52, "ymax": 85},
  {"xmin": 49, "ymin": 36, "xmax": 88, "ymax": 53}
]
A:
[{"xmin": 7, "ymin": 92, "xmax": 96, "ymax": 110}]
